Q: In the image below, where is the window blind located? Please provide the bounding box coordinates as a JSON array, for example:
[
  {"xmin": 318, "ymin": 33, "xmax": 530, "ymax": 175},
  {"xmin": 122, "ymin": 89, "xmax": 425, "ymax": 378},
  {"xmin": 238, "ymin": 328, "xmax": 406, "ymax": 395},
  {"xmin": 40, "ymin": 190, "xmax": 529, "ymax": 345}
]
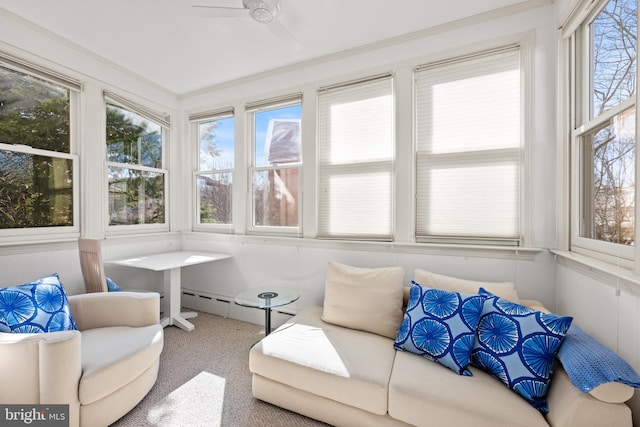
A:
[
  {"xmin": 189, "ymin": 107, "xmax": 234, "ymax": 122},
  {"xmin": 0, "ymin": 52, "xmax": 82, "ymax": 91},
  {"xmin": 317, "ymin": 73, "xmax": 394, "ymax": 240},
  {"xmin": 245, "ymin": 93, "xmax": 302, "ymax": 112},
  {"xmin": 415, "ymin": 46, "xmax": 522, "ymax": 245},
  {"xmin": 104, "ymin": 91, "xmax": 170, "ymax": 128}
]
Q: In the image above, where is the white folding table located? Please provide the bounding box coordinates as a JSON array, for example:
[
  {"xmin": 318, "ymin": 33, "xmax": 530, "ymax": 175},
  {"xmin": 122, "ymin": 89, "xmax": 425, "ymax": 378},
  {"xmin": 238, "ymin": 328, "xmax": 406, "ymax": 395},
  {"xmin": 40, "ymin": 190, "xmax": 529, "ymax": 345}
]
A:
[{"xmin": 109, "ymin": 251, "xmax": 231, "ymax": 331}]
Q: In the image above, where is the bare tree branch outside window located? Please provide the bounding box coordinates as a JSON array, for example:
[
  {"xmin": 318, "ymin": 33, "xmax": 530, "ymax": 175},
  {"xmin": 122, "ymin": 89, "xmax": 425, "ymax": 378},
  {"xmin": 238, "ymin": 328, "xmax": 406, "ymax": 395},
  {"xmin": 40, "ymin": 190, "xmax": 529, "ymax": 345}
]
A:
[
  {"xmin": 583, "ymin": 0, "xmax": 637, "ymax": 246},
  {"xmin": 197, "ymin": 117, "xmax": 234, "ymax": 225}
]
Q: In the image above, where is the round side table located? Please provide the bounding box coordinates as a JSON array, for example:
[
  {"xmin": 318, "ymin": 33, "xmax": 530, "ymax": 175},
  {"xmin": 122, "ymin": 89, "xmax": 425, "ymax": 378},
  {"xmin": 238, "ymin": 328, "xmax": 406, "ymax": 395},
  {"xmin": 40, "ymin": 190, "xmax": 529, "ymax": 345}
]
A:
[{"xmin": 234, "ymin": 287, "xmax": 299, "ymax": 336}]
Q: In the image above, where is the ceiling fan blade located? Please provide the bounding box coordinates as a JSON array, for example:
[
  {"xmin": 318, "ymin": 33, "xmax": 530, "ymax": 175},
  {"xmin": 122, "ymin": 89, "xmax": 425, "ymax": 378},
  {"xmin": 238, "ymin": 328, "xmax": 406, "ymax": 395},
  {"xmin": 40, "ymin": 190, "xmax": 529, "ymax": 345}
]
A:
[
  {"xmin": 192, "ymin": 5, "xmax": 248, "ymax": 18},
  {"xmin": 267, "ymin": 20, "xmax": 301, "ymax": 51}
]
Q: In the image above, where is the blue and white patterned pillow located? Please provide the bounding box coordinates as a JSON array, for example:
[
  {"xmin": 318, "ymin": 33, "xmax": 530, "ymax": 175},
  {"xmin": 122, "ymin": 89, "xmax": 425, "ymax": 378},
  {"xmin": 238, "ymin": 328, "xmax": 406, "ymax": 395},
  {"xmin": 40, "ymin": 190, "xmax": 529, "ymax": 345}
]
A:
[
  {"xmin": 106, "ymin": 277, "xmax": 122, "ymax": 292},
  {"xmin": 0, "ymin": 274, "xmax": 78, "ymax": 333},
  {"xmin": 394, "ymin": 281, "xmax": 486, "ymax": 376},
  {"xmin": 471, "ymin": 288, "xmax": 573, "ymax": 412}
]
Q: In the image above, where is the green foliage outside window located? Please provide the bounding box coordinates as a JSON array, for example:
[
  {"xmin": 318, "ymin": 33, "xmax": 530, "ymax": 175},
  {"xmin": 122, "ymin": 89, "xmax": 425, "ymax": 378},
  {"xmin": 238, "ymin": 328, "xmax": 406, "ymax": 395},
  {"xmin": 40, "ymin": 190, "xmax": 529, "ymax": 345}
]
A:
[
  {"xmin": 106, "ymin": 104, "xmax": 165, "ymax": 226},
  {"xmin": 0, "ymin": 66, "xmax": 73, "ymax": 229}
]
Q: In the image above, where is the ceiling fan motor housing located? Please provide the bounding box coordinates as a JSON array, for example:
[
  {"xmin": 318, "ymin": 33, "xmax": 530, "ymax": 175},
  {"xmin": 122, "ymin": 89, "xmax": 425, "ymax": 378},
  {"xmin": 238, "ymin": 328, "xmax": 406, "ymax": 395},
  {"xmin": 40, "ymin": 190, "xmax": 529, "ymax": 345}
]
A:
[{"xmin": 244, "ymin": 0, "xmax": 280, "ymax": 23}]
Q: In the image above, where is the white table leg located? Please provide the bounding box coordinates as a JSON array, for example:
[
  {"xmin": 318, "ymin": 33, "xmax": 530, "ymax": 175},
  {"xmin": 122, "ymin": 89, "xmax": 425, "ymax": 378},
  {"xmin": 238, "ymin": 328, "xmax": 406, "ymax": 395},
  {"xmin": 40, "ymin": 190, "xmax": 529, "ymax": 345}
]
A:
[
  {"xmin": 163, "ymin": 267, "xmax": 196, "ymax": 331},
  {"xmin": 171, "ymin": 314, "xmax": 195, "ymax": 332}
]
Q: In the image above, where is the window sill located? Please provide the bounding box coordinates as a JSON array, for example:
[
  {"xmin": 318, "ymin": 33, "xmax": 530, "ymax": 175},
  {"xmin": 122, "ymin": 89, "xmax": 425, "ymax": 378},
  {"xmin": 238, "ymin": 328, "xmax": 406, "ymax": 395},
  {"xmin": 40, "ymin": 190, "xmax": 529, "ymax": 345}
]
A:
[
  {"xmin": 185, "ymin": 231, "xmax": 543, "ymax": 260},
  {"xmin": 551, "ymin": 249, "xmax": 640, "ymax": 295},
  {"xmin": 0, "ymin": 231, "xmax": 181, "ymax": 256}
]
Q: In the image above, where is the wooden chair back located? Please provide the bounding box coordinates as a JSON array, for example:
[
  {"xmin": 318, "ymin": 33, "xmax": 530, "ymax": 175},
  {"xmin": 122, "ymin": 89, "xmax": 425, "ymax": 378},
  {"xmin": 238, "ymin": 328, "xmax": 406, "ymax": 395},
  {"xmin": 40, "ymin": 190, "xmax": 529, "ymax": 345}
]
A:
[{"xmin": 78, "ymin": 238, "xmax": 108, "ymax": 293}]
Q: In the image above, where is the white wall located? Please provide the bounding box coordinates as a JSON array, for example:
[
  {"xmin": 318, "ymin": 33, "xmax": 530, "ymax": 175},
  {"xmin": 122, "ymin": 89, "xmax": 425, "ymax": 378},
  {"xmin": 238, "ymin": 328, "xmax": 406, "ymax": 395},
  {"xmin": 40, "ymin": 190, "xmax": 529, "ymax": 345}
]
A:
[
  {"xmin": 555, "ymin": 260, "xmax": 640, "ymax": 423},
  {"xmin": 179, "ymin": 234, "xmax": 557, "ymax": 328}
]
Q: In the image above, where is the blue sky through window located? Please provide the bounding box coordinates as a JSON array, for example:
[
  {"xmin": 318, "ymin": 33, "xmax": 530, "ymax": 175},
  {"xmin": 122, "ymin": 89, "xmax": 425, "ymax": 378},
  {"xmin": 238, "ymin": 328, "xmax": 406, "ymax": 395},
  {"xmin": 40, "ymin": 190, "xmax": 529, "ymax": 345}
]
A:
[
  {"xmin": 213, "ymin": 117, "xmax": 234, "ymax": 169},
  {"xmin": 199, "ymin": 116, "xmax": 234, "ymax": 170},
  {"xmin": 199, "ymin": 103, "xmax": 301, "ymax": 170},
  {"xmin": 254, "ymin": 104, "xmax": 301, "ymax": 166}
]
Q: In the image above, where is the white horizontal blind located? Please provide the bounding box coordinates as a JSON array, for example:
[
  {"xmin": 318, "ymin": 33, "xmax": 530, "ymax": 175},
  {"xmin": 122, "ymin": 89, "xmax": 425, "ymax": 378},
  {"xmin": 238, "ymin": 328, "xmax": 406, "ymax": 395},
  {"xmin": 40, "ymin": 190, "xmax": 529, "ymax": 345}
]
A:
[
  {"xmin": 0, "ymin": 52, "xmax": 82, "ymax": 91},
  {"xmin": 104, "ymin": 91, "xmax": 170, "ymax": 128},
  {"xmin": 188, "ymin": 106, "xmax": 234, "ymax": 122},
  {"xmin": 317, "ymin": 74, "xmax": 394, "ymax": 240},
  {"xmin": 415, "ymin": 46, "xmax": 522, "ymax": 245},
  {"xmin": 245, "ymin": 93, "xmax": 302, "ymax": 112}
]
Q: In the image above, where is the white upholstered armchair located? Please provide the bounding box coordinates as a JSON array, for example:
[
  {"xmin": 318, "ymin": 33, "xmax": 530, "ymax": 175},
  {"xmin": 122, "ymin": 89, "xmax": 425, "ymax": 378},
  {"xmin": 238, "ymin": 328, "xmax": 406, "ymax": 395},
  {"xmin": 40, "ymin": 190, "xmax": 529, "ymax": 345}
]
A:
[{"xmin": 0, "ymin": 291, "xmax": 163, "ymax": 427}]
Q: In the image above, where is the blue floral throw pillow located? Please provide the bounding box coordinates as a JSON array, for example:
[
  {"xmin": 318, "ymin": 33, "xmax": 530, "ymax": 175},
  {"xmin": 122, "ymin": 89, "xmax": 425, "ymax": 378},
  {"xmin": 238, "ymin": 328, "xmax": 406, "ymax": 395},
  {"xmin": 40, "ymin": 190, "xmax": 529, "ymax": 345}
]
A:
[
  {"xmin": 106, "ymin": 277, "xmax": 122, "ymax": 292},
  {"xmin": 471, "ymin": 288, "xmax": 573, "ymax": 412},
  {"xmin": 394, "ymin": 281, "xmax": 486, "ymax": 376},
  {"xmin": 0, "ymin": 274, "xmax": 78, "ymax": 333}
]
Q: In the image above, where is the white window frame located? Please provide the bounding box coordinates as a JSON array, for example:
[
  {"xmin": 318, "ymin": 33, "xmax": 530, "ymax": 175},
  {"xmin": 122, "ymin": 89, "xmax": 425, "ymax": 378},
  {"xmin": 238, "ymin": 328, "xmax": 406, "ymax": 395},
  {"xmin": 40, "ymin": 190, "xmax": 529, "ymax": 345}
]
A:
[
  {"xmin": 413, "ymin": 45, "xmax": 525, "ymax": 247},
  {"xmin": 191, "ymin": 107, "xmax": 235, "ymax": 233},
  {"xmin": 564, "ymin": 0, "xmax": 638, "ymax": 268},
  {"xmin": 0, "ymin": 53, "xmax": 80, "ymax": 244},
  {"xmin": 104, "ymin": 92, "xmax": 170, "ymax": 234},
  {"xmin": 316, "ymin": 73, "xmax": 395, "ymax": 241},
  {"xmin": 246, "ymin": 94, "xmax": 303, "ymax": 236}
]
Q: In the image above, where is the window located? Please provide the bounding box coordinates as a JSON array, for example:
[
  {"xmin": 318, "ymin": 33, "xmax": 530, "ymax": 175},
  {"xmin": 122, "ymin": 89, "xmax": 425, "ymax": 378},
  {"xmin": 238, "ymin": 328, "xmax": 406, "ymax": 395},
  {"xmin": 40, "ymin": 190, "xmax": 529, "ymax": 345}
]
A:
[
  {"xmin": 246, "ymin": 94, "xmax": 302, "ymax": 234},
  {"xmin": 191, "ymin": 108, "xmax": 234, "ymax": 228},
  {"xmin": 0, "ymin": 56, "xmax": 79, "ymax": 237},
  {"xmin": 105, "ymin": 92, "xmax": 169, "ymax": 228},
  {"xmin": 414, "ymin": 46, "xmax": 523, "ymax": 246},
  {"xmin": 317, "ymin": 74, "xmax": 395, "ymax": 240},
  {"xmin": 566, "ymin": 0, "xmax": 637, "ymax": 261}
]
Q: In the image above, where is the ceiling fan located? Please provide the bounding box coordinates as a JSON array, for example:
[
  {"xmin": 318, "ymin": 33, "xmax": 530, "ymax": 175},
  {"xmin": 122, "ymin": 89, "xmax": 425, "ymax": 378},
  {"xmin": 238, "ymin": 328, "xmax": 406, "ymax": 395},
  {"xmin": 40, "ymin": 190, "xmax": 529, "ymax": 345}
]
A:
[
  {"xmin": 193, "ymin": 0, "xmax": 300, "ymax": 49},
  {"xmin": 193, "ymin": 0, "xmax": 282, "ymax": 24}
]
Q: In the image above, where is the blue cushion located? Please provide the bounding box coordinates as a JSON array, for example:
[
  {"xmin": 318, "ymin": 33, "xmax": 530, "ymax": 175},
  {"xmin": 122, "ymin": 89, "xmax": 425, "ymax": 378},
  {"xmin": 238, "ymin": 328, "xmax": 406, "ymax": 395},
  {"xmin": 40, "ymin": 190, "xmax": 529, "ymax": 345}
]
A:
[
  {"xmin": 0, "ymin": 274, "xmax": 78, "ymax": 333},
  {"xmin": 106, "ymin": 277, "xmax": 122, "ymax": 292},
  {"xmin": 471, "ymin": 288, "xmax": 573, "ymax": 412},
  {"xmin": 394, "ymin": 281, "xmax": 486, "ymax": 376}
]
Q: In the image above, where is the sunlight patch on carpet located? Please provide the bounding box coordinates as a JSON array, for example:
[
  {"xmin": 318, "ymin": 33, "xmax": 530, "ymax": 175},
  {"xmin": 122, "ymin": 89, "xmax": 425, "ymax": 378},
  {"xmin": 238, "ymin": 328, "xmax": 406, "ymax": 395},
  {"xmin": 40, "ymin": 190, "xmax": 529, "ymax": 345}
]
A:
[{"xmin": 147, "ymin": 371, "xmax": 226, "ymax": 426}]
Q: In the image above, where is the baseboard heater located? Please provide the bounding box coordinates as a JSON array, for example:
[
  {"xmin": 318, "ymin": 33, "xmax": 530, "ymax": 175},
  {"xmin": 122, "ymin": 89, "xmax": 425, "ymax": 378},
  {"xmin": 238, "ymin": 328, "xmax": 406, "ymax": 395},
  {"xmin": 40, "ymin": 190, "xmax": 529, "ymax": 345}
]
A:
[
  {"xmin": 276, "ymin": 310, "xmax": 295, "ymax": 317},
  {"xmin": 181, "ymin": 288, "xmax": 231, "ymax": 318}
]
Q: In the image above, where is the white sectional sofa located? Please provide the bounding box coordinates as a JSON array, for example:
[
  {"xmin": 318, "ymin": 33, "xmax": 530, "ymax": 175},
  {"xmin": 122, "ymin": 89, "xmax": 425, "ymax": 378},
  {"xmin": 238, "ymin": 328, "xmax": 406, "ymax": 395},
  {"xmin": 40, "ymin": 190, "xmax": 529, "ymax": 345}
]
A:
[{"xmin": 249, "ymin": 263, "xmax": 635, "ymax": 427}]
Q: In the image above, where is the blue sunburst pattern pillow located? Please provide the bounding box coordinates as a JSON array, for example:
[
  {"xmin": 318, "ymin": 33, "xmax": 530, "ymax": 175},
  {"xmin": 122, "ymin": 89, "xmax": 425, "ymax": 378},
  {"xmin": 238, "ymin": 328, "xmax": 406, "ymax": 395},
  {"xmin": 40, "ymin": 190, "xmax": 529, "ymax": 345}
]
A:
[
  {"xmin": 106, "ymin": 277, "xmax": 122, "ymax": 292},
  {"xmin": 0, "ymin": 274, "xmax": 77, "ymax": 333},
  {"xmin": 394, "ymin": 281, "xmax": 486, "ymax": 376},
  {"xmin": 471, "ymin": 288, "xmax": 573, "ymax": 412}
]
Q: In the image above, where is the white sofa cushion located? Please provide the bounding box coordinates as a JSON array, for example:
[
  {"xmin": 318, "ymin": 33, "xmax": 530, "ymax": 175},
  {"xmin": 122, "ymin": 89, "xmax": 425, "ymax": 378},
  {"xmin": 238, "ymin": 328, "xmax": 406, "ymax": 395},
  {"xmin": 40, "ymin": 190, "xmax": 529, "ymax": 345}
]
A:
[
  {"xmin": 389, "ymin": 350, "xmax": 549, "ymax": 427},
  {"xmin": 250, "ymin": 306, "xmax": 397, "ymax": 415},
  {"xmin": 321, "ymin": 262, "xmax": 404, "ymax": 339},
  {"xmin": 79, "ymin": 324, "xmax": 164, "ymax": 405},
  {"xmin": 414, "ymin": 269, "xmax": 520, "ymax": 303}
]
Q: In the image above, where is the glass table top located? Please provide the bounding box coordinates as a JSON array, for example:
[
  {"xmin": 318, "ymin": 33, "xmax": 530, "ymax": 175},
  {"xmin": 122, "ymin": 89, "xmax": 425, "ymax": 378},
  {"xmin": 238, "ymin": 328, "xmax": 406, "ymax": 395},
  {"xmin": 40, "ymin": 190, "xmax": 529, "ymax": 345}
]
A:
[{"xmin": 234, "ymin": 287, "xmax": 299, "ymax": 309}]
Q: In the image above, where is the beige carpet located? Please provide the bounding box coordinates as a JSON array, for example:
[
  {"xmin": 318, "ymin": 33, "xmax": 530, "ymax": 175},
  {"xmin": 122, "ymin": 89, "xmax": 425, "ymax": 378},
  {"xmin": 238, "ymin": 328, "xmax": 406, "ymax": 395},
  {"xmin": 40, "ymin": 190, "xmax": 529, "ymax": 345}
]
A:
[{"xmin": 111, "ymin": 311, "xmax": 329, "ymax": 427}]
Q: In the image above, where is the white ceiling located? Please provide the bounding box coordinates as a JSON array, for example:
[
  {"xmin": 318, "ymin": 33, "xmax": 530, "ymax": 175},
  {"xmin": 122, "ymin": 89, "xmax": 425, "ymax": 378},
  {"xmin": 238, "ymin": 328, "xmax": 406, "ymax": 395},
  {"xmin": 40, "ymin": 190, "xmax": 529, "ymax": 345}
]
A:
[{"xmin": 0, "ymin": 0, "xmax": 534, "ymax": 95}]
